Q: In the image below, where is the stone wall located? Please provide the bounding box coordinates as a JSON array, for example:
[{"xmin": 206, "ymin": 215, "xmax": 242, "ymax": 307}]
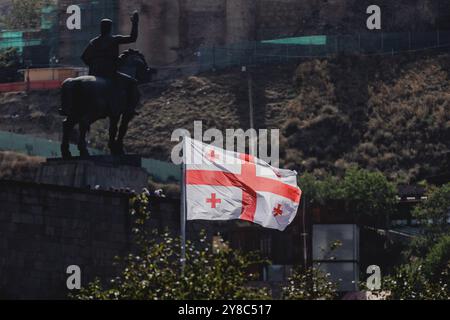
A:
[
  {"xmin": 57, "ymin": 0, "xmax": 450, "ymax": 65},
  {"xmin": 117, "ymin": 0, "xmax": 450, "ymax": 65},
  {"xmin": 118, "ymin": 0, "xmax": 181, "ymax": 65},
  {"xmin": 0, "ymin": 178, "xmax": 306, "ymax": 298},
  {"xmin": 0, "ymin": 180, "xmax": 133, "ymax": 299},
  {"xmin": 35, "ymin": 158, "xmax": 149, "ymax": 192}
]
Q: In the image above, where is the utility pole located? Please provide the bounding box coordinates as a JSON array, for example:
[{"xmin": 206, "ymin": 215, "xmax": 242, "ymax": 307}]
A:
[
  {"xmin": 243, "ymin": 66, "xmax": 254, "ymax": 129},
  {"xmin": 302, "ymin": 194, "xmax": 308, "ymax": 268},
  {"xmin": 25, "ymin": 60, "xmax": 32, "ymax": 93}
]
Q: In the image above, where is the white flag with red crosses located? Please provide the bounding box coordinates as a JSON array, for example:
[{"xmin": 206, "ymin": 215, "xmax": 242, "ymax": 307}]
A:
[{"xmin": 183, "ymin": 137, "xmax": 302, "ymax": 231}]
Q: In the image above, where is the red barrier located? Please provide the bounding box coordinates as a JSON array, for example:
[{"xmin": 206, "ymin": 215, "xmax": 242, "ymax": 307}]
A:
[
  {"xmin": 0, "ymin": 80, "xmax": 62, "ymax": 93},
  {"xmin": 0, "ymin": 82, "xmax": 25, "ymax": 92}
]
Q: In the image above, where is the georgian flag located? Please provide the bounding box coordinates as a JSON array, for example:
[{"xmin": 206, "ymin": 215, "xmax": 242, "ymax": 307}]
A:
[{"xmin": 183, "ymin": 137, "xmax": 302, "ymax": 231}]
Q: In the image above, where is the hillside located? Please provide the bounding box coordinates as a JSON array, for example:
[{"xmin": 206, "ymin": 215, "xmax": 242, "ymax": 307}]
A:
[
  {"xmin": 0, "ymin": 151, "xmax": 43, "ymax": 181},
  {"xmin": 0, "ymin": 51, "xmax": 449, "ymax": 183},
  {"xmin": 284, "ymin": 53, "xmax": 450, "ymax": 182}
]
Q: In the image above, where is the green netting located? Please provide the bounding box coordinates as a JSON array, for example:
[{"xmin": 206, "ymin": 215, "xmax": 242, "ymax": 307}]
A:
[
  {"xmin": 198, "ymin": 30, "xmax": 450, "ymax": 72},
  {"xmin": 262, "ymin": 35, "xmax": 327, "ymax": 45},
  {"xmin": 142, "ymin": 158, "xmax": 181, "ymax": 183},
  {"xmin": 0, "ymin": 131, "xmax": 103, "ymax": 158},
  {"xmin": 0, "ymin": 131, "xmax": 181, "ymax": 183},
  {"xmin": 41, "ymin": 5, "xmax": 58, "ymax": 30},
  {"xmin": 0, "ymin": 2, "xmax": 118, "ymax": 66}
]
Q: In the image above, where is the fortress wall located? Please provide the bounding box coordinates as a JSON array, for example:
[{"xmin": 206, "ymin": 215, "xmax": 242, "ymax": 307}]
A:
[
  {"xmin": 184, "ymin": 0, "xmax": 226, "ymax": 47},
  {"xmin": 0, "ymin": 178, "xmax": 303, "ymax": 299},
  {"xmin": 57, "ymin": 1, "xmax": 450, "ymax": 66},
  {"xmin": 255, "ymin": 0, "xmax": 302, "ymax": 39},
  {"xmin": 0, "ymin": 180, "xmax": 132, "ymax": 299},
  {"xmin": 0, "ymin": 180, "xmax": 183, "ymax": 299},
  {"xmin": 118, "ymin": 0, "xmax": 180, "ymax": 65},
  {"xmin": 226, "ymin": 0, "xmax": 256, "ymax": 44}
]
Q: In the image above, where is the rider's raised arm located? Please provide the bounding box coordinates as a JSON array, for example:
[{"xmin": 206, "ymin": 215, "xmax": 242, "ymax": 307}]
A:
[{"xmin": 115, "ymin": 11, "xmax": 139, "ymax": 45}]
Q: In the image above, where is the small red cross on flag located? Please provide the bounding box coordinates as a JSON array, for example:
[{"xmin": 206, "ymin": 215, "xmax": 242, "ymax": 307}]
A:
[
  {"xmin": 206, "ymin": 193, "xmax": 221, "ymax": 208},
  {"xmin": 206, "ymin": 149, "xmax": 220, "ymax": 162},
  {"xmin": 183, "ymin": 137, "xmax": 302, "ymax": 231},
  {"xmin": 273, "ymin": 204, "xmax": 283, "ymax": 217}
]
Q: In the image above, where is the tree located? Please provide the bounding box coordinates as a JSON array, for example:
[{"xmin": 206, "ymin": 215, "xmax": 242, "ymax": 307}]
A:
[
  {"xmin": 341, "ymin": 167, "xmax": 397, "ymax": 217},
  {"xmin": 299, "ymin": 167, "xmax": 397, "ymax": 217},
  {"xmin": 282, "ymin": 267, "xmax": 338, "ymax": 300},
  {"xmin": 0, "ymin": 47, "xmax": 21, "ymax": 83},
  {"xmin": 407, "ymin": 183, "xmax": 450, "ymax": 258},
  {"xmin": 282, "ymin": 240, "xmax": 341, "ymax": 300},
  {"xmin": 376, "ymin": 185, "xmax": 450, "ymax": 300},
  {"xmin": 2, "ymin": 0, "xmax": 51, "ymax": 30},
  {"xmin": 75, "ymin": 193, "xmax": 270, "ymax": 300},
  {"xmin": 422, "ymin": 235, "xmax": 450, "ymax": 284},
  {"xmin": 380, "ymin": 257, "xmax": 449, "ymax": 300},
  {"xmin": 298, "ymin": 172, "xmax": 342, "ymax": 205},
  {"xmin": 413, "ymin": 183, "xmax": 450, "ymax": 234}
]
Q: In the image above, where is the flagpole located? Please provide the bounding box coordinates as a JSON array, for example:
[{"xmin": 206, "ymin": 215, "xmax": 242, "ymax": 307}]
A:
[
  {"xmin": 180, "ymin": 147, "xmax": 187, "ymax": 273},
  {"xmin": 180, "ymin": 162, "xmax": 186, "ymax": 272},
  {"xmin": 302, "ymin": 194, "xmax": 308, "ymax": 268}
]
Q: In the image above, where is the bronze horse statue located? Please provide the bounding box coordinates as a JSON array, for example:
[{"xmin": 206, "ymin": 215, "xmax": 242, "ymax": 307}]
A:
[{"xmin": 60, "ymin": 49, "xmax": 155, "ymax": 159}]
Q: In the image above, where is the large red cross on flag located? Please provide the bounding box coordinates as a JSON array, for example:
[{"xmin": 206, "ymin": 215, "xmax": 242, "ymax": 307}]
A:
[{"xmin": 183, "ymin": 137, "xmax": 302, "ymax": 231}]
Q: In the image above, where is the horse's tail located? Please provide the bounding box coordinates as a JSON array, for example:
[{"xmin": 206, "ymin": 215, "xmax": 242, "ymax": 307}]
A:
[{"xmin": 59, "ymin": 78, "xmax": 78, "ymax": 116}]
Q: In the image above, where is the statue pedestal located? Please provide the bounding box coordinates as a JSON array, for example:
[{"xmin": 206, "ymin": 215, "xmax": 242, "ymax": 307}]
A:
[{"xmin": 35, "ymin": 155, "xmax": 149, "ymax": 192}]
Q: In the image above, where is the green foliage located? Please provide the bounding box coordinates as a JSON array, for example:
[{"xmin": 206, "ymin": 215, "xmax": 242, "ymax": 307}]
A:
[
  {"xmin": 282, "ymin": 267, "xmax": 338, "ymax": 300},
  {"xmin": 0, "ymin": 48, "xmax": 20, "ymax": 68},
  {"xmin": 75, "ymin": 193, "xmax": 270, "ymax": 300},
  {"xmin": 0, "ymin": 47, "xmax": 21, "ymax": 83},
  {"xmin": 413, "ymin": 183, "xmax": 450, "ymax": 234},
  {"xmin": 406, "ymin": 183, "xmax": 450, "ymax": 261},
  {"xmin": 380, "ymin": 227, "xmax": 449, "ymax": 300},
  {"xmin": 342, "ymin": 167, "xmax": 397, "ymax": 217},
  {"xmin": 298, "ymin": 172, "xmax": 342, "ymax": 205},
  {"xmin": 380, "ymin": 259, "xmax": 449, "ymax": 300},
  {"xmin": 422, "ymin": 235, "xmax": 450, "ymax": 283},
  {"xmin": 371, "ymin": 184, "xmax": 450, "ymax": 300},
  {"xmin": 2, "ymin": 0, "xmax": 51, "ymax": 30},
  {"xmin": 299, "ymin": 167, "xmax": 397, "ymax": 217},
  {"xmin": 282, "ymin": 240, "xmax": 341, "ymax": 300}
]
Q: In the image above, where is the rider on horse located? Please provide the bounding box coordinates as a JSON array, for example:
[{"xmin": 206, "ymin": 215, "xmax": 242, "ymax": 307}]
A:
[
  {"xmin": 59, "ymin": 11, "xmax": 140, "ymax": 117},
  {"xmin": 81, "ymin": 11, "xmax": 139, "ymax": 79},
  {"xmin": 59, "ymin": 11, "xmax": 152, "ymax": 159}
]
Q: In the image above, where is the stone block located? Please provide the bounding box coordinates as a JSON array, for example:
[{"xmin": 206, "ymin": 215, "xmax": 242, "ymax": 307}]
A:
[{"xmin": 36, "ymin": 155, "xmax": 149, "ymax": 191}]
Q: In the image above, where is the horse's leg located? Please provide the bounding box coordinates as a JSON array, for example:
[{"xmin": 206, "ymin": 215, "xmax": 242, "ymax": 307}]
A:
[
  {"xmin": 108, "ymin": 116, "xmax": 120, "ymax": 155},
  {"xmin": 78, "ymin": 119, "xmax": 90, "ymax": 158},
  {"xmin": 113, "ymin": 79, "xmax": 139, "ymax": 155},
  {"xmin": 61, "ymin": 118, "xmax": 75, "ymax": 159},
  {"xmin": 116, "ymin": 113, "xmax": 133, "ymax": 155}
]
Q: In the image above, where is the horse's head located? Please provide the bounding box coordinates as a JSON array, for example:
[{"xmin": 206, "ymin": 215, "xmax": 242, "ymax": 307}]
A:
[{"xmin": 118, "ymin": 49, "xmax": 156, "ymax": 84}]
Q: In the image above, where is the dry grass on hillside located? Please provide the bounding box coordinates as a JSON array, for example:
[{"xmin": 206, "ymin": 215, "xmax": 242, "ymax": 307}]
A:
[
  {"xmin": 284, "ymin": 53, "xmax": 450, "ymax": 182},
  {"xmin": 0, "ymin": 151, "xmax": 44, "ymax": 181},
  {"xmin": 88, "ymin": 64, "xmax": 297, "ymax": 158},
  {"xmin": 0, "ymin": 52, "xmax": 449, "ymax": 183}
]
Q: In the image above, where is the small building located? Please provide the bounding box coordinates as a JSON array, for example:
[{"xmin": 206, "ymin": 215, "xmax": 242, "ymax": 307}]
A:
[{"xmin": 22, "ymin": 67, "xmax": 81, "ymax": 82}]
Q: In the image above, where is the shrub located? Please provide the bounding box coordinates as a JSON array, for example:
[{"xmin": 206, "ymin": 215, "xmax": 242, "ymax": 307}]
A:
[
  {"xmin": 413, "ymin": 183, "xmax": 450, "ymax": 234},
  {"xmin": 75, "ymin": 193, "xmax": 270, "ymax": 300},
  {"xmin": 381, "ymin": 259, "xmax": 449, "ymax": 300},
  {"xmin": 299, "ymin": 167, "xmax": 397, "ymax": 218},
  {"xmin": 282, "ymin": 267, "xmax": 338, "ymax": 300}
]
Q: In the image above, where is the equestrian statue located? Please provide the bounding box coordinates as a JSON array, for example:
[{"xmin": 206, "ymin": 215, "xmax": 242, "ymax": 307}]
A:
[{"xmin": 60, "ymin": 10, "xmax": 155, "ymax": 159}]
